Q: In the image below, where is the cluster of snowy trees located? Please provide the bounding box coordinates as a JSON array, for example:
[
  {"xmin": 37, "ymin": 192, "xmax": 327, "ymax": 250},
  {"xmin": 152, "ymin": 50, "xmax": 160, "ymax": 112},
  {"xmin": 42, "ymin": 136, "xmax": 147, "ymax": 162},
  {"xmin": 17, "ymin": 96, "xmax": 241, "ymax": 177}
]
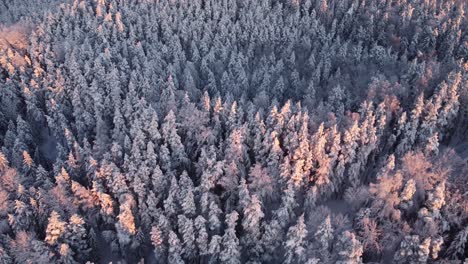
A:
[{"xmin": 0, "ymin": 0, "xmax": 467, "ymax": 263}]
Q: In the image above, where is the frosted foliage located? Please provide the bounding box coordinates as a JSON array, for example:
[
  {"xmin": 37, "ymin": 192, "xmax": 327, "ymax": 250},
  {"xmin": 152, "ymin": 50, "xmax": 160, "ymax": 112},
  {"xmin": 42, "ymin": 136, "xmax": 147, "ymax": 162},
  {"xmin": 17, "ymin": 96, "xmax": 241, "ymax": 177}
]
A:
[
  {"xmin": 426, "ymin": 181, "xmax": 445, "ymax": 212},
  {"xmin": 0, "ymin": 0, "xmax": 466, "ymax": 263},
  {"xmin": 150, "ymin": 226, "xmax": 163, "ymax": 248},
  {"xmin": 242, "ymin": 194, "xmax": 264, "ymax": 236},
  {"xmin": 168, "ymin": 231, "xmax": 184, "ymax": 264},
  {"xmin": 0, "ymin": 152, "xmax": 8, "ymax": 171},
  {"xmin": 315, "ymin": 215, "xmax": 333, "ymax": 251},
  {"xmin": 194, "ymin": 216, "xmax": 209, "ymax": 256},
  {"xmin": 45, "ymin": 211, "xmax": 66, "ymax": 246},
  {"xmin": 116, "ymin": 195, "xmax": 137, "ymax": 246},
  {"xmin": 394, "ymin": 236, "xmax": 431, "ymax": 264},
  {"xmin": 447, "ymin": 226, "xmax": 468, "ymax": 259},
  {"xmin": 220, "ymin": 211, "xmax": 241, "ymax": 264},
  {"xmin": 65, "ymin": 214, "xmax": 90, "ymax": 259},
  {"xmin": 178, "ymin": 215, "xmax": 196, "ymax": 259},
  {"xmin": 400, "ymin": 179, "xmax": 416, "ymax": 201},
  {"xmin": 334, "ymin": 231, "xmax": 363, "ymax": 264},
  {"xmin": 284, "ymin": 214, "xmax": 308, "ymax": 264}
]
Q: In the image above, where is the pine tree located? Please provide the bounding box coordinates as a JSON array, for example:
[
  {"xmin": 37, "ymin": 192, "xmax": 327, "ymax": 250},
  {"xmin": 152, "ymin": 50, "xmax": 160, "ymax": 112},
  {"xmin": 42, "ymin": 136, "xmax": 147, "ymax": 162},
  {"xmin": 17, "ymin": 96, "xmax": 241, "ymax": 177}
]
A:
[
  {"xmin": 22, "ymin": 150, "xmax": 33, "ymax": 170},
  {"xmin": 275, "ymin": 184, "xmax": 297, "ymax": 227},
  {"xmin": 162, "ymin": 110, "xmax": 188, "ymax": 168},
  {"xmin": 259, "ymin": 219, "xmax": 284, "ymax": 262},
  {"xmin": 447, "ymin": 226, "xmax": 468, "ymax": 260},
  {"xmin": 115, "ymin": 194, "xmax": 137, "ymax": 247},
  {"xmin": 0, "ymin": 151, "xmax": 9, "ymax": 172},
  {"xmin": 208, "ymin": 235, "xmax": 222, "ymax": 263},
  {"xmin": 45, "ymin": 211, "xmax": 66, "ymax": 246},
  {"xmin": 393, "ymin": 235, "xmax": 431, "ymax": 264},
  {"xmin": 208, "ymin": 201, "xmax": 222, "ymax": 233},
  {"xmin": 424, "ymin": 132, "xmax": 439, "ymax": 156},
  {"xmin": 9, "ymin": 200, "xmax": 33, "ymax": 231},
  {"xmin": 179, "ymin": 171, "xmax": 196, "ymax": 217},
  {"xmin": 314, "ymin": 215, "xmax": 334, "ymax": 262},
  {"xmin": 164, "ymin": 175, "xmax": 180, "ymax": 218},
  {"xmin": 194, "ymin": 215, "xmax": 209, "ymax": 257},
  {"xmin": 220, "ymin": 211, "xmax": 241, "ymax": 264},
  {"xmin": 334, "ymin": 231, "xmax": 363, "ymax": 264},
  {"xmin": 356, "ymin": 217, "xmax": 381, "ymax": 258},
  {"xmin": 400, "ymin": 179, "xmax": 416, "ymax": 212},
  {"xmin": 65, "ymin": 214, "xmax": 90, "ymax": 261},
  {"xmin": 178, "ymin": 214, "xmax": 196, "ymax": 261},
  {"xmin": 58, "ymin": 243, "xmax": 78, "ymax": 264},
  {"xmin": 168, "ymin": 230, "xmax": 184, "ymax": 264},
  {"xmin": 242, "ymin": 194, "xmax": 264, "ymax": 258},
  {"xmin": 425, "ymin": 181, "xmax": 446, "ymax": 213},
  {"xmin": 238, "ymin": 178, "xmax": 250, "ymax": 210},
  {"xmin": 151, "ymin": 226, "xmax": 165, "ymax": 260},
  {"xmin": 283, "ymin": 214, "xmax": 308, "ymax": 264},
  {"xmin": 0, "ymin": 246, "xmax": 12, "ymax": 264},
  {"xmin": 161, "ymin": 75, "xmax": 178, "ymax": 116}
]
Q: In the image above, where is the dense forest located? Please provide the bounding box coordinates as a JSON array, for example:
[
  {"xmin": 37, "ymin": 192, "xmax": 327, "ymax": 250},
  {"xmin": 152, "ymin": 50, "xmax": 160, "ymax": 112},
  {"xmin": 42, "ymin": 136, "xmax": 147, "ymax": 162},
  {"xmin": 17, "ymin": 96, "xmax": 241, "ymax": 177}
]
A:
[{"xmin": 0, "ymin": 0, "xmax": 467, "ymax": 263}]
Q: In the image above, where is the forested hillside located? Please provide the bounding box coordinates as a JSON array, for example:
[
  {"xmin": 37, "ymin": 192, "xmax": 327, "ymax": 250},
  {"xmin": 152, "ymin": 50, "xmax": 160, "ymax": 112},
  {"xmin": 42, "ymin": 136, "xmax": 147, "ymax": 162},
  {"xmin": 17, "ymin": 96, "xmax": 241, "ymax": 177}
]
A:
[{"xmin": 0, "ymin": 0, "xmax": 467, "ymax": 263}]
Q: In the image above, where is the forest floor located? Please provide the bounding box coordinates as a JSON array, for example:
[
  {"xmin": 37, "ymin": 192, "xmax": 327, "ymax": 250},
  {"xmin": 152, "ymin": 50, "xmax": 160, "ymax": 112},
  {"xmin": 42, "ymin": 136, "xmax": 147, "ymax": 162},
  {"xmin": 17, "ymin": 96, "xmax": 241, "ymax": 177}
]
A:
[
  {"xmin": 322, "ymin": 199, "xmax": 353, "ymax": 215},
  {"xmin": 39, "ymin": 128, "xmax": 58, "ymax": 162},
  {"xmin": 454, "ymin": 142, "xmax": 468, "ymax": 162}
]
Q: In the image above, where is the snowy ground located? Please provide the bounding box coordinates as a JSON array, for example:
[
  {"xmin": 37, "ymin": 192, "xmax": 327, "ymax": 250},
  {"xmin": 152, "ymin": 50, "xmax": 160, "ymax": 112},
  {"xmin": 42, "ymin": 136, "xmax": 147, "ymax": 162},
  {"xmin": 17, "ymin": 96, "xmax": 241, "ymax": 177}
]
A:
[
  {"xmin": 454, "ymin": 142, "xmax": 468, "ymax": 162},
  {"xmin": 39, "ymin": 128, "xmax": 57, "ymax": 162},
  {"xmin": 321, "ymin": 199, "xmax": 353, "ymax": 215}
]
